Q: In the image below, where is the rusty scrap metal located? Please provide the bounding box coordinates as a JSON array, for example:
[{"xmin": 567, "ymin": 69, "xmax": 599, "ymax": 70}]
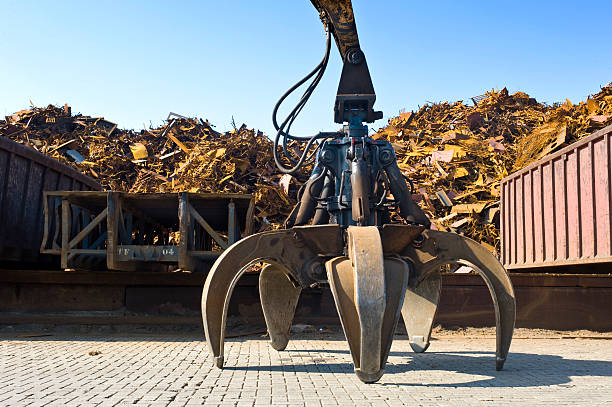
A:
[
  {"xmin": 1, "ymin": 105, "xmax": 299, "ymax": 232},
  {"xmin": 373, "ymin": 84, "xmax": 612, "ymax": 253},
  {"xmin": 3, "ymin": 84, "xmax": 610, "ymax": 248}
]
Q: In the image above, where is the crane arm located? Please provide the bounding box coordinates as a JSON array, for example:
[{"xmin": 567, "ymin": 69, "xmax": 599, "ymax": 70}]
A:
[{"xmin": 310, "ymin": 0, "xmax": 382, "ymax": 124}]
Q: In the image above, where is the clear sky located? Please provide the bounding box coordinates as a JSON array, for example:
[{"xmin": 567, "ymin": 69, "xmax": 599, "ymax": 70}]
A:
[{"xmin": 1, "ymin": 0, "xmax": 611, "ymax": 136}]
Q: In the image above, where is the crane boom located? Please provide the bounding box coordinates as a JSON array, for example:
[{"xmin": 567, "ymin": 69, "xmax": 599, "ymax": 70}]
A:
[{"xmin": 310, "ymin": 0, "xmax": 381, "ymax": 123}]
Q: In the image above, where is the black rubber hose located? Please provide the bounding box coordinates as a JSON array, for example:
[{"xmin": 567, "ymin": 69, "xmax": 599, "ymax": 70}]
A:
[
  {"xmin": 272, "ymin": 29, "xmax": 331, "ymax": 140},
  {"xmin": 278, "ymin": 33, "xmax": 330, "ymax": 165},
  {"xmin": 272, "ymin": 29, "xmax": 333, "ymax": 174}
]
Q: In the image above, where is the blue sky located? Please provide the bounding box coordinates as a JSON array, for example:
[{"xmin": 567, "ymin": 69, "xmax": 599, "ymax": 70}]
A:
[{"xmin": 1, "ymin": 0, "xmax": 611, "ymax": 136}]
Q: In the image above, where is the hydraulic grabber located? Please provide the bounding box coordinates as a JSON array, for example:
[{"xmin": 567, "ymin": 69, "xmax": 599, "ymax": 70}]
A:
[{"xmin": 202, "ymin": 0, "xmax": 516, "ymax": 383}]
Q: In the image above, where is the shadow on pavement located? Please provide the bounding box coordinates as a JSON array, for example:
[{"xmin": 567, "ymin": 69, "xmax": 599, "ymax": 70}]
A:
[{"xmin": 225, "ymin": 349, "xmax": 612, "ymax": 387}]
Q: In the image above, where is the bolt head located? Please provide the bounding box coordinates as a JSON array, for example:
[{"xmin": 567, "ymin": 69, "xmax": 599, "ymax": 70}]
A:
[
  {"xmin": 346, "ymin": 48, "xmax": 364, "ymax": 65},
  {"xmin": 321, "ymin": 148, "xmax": 335, "ymax": 163},
  {"xmin": 379, "ymin": 149, "xmax": 394, "ymax": 164}
]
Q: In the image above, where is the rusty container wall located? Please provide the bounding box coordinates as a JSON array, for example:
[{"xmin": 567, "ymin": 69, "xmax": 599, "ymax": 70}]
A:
[
  {"xmin": 0, "ymin": 137, "xmax": 100, "ymax": 265},
  {"xmin": 501, "ymin": 124, "xmax": 612, "ymax": 270}
]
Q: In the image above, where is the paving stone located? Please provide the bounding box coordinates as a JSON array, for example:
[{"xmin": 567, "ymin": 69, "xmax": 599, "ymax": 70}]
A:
[{"xmin": 0, "ymin": 333, "xmax": 610, "ymax": 406}]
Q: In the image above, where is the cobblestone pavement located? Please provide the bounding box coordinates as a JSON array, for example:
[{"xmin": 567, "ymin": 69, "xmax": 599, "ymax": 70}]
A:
[{"xmin": 0, "ymin": 332, "xmax": 610, "ymax": 406}]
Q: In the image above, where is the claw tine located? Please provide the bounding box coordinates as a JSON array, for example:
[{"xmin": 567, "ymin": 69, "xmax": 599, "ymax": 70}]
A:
[
  {"xmin": 402, "ymin": 270, "xmax": 441, "ymax": 353},
  {"xmin": 202, "ymin": 230, "xmax": 307, "ymax": 368},
  {"xmin": 421, "ymin": 231, "xmax": 516, "ymax": 370},
  {"xmin": 201, "ymin": 240, "xmax": 251, "ymax": 368},
  {"xmin": 348, "ymin": 227, "xmax": 386, "ymax": 377},
  {"xmin": 259, "ymin": 264, "xmax": 301, "ymax": 351},
  {"xmin": 326, "ymin": 226, "xmax": 409, "ymax": 383}
]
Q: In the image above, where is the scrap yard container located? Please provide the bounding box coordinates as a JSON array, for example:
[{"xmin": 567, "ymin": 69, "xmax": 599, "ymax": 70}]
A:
[
  {"xmin": 501, "ymin": 124, "xmax": 612, "ymax": 270},
  {"xmin": 0, "ymin": 136, "xmax": 100, "ymax": 265}
]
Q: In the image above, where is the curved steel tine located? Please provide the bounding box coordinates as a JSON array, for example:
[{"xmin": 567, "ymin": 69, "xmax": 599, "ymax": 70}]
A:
[
  {"xmin": 202, "ymin": 225, "xmax": 343, "ymax": 369},
  {"xmin": 326, "ymin": 226, "xmax": 409, "ymax": 383},
  {"xmin": 327, "ymin": 256, "xmax": 408, "ymax": 383},
  {"xmin": 401, "ymin": 270, "xmax": 441, "ymax": 353},
  {"xmin": 408, "ymin": 230, "xmax": 516, "ymax": 370},
  {"xmin": 259, "ymin": 263, "xmax": 302, "ymax": 351},
  {"xmin": 348, "ymin": 227, "xmax": 386, "ymax": 380}
]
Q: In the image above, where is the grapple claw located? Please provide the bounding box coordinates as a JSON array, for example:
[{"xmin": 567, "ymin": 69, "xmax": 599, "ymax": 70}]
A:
[
  {"xmin": 202, "ymin": 223, "xmax": 515, "ymax": 380},
  {"xmin": 259, "ymin": 264, "xmax": 302, "ymax": 351}
]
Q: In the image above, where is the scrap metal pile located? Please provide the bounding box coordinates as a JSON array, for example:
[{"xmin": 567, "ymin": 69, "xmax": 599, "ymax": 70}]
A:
[
  {"xmin": 1, "ymin": 84, "xmax": 610, "ymax": 248},
  {"xmin": 0, "ymin": 107, "xmax": 296, "ymax": 231},
  {"xmin": 373, "ymin": 84, "xmax": 612, "ymax": 251}
]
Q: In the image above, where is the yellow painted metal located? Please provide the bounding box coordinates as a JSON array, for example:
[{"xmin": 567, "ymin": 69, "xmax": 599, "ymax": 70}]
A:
[{"xmin": 311, "ymin": 0, "xmax": 360, "ymax": 58}]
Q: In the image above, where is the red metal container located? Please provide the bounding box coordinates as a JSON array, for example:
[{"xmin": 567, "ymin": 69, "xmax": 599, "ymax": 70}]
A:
[
  {"xmin": 0, "ymin": 137, "xmax": 100, "ymax": 265},
  {"xmin": 501, "ymin": 124, "xmax": 612, "ymax": 269}
]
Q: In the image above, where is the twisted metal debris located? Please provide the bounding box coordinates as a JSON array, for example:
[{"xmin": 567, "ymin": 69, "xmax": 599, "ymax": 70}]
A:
[
  {"xmin": 374, "ymin": 84, "xmax": 612, "ymax": 252},
  {"xmin": 1, "ymin": 84, "xmax": 610, "ymax": 247}
]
